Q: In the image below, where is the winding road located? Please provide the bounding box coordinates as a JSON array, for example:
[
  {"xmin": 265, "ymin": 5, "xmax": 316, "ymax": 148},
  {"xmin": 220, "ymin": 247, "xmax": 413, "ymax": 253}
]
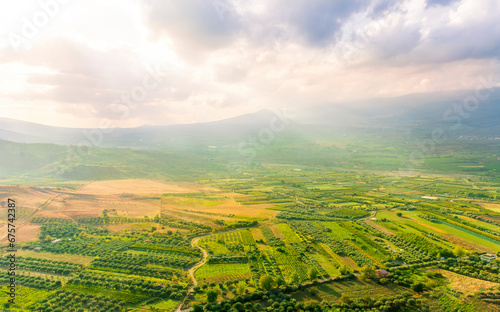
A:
[
  {"xmin": 175, "ymin": 235, "xmax": 208, "ymax": 312},
  {"xmin": 188, "ymin": 236, "xmax": 209, "ymax": 288},
  {"xmin": 175, "ymin": 228, "xmax": 249, "ymax": 312}
]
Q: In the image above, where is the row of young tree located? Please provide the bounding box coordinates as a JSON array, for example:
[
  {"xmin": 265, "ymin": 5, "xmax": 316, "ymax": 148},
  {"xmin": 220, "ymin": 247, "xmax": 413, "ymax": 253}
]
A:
[
  {"xmin": 34, "ymin": 290, "xmax": 126, "ymax": 312},
  {"xmin": 0, "ymin": 256, "xmax": 81, "ymax": 275},
  {"xmin": 68, "ymin": 272, "xmax": 187, "ymax": 298},
  {"xmin": 195, "ymin": 287, "xmax": 423, "ymax": 312}
]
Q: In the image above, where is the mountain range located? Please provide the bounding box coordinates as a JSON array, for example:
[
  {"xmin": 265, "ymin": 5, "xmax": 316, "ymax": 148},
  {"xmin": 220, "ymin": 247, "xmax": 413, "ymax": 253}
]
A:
[{"xmin": 1, "ymin": 88, "xmax": 499, "ymax": 182}]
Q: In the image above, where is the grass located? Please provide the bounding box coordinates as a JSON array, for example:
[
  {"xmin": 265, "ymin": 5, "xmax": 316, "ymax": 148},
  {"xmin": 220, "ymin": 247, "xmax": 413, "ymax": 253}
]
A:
[
  {"xmin": 275, "ymin": 223, "xmax": 302, "ymax": 243},
  {"xmin": 149, "ymin": 299, "xmax": 180, "ymax": 311},
  {"xmin": 195, "ymin": 263, "xmax": 251, "ymax": 284},
  {"xmin": 311, "ymin": 253, "xmax": 340, "ymax": 277},
  {"xmin": 456, "ymin": 215, "xmax": 500, "ymax": 232},
  {"xmin": 0, "ymin": 286, "xmax": 54, "ymax": 311},
  {"xmin": 376, "ymin": 210, "xmax": 500, "ymax": 252},
  {"xmin": 322, "ymin": 222, "xmax": 354, "ymax": 240},
  {"xmin": 429, "ymin": 269, "xmax": 498, "ymax": 294}
]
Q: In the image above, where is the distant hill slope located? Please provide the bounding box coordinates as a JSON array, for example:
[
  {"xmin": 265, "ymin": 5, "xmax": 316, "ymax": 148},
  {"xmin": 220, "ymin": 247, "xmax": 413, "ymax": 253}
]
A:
[
  {"xmin": 297, "ymin": 88, "xmax": 500, "ymax": 134},
  {"xmin": 1, "ymin": 89, "xmax": 499, "ymax": 182},
  {"xmin": 1, "ymin": 88, "xmax": 499, "ymax": 150},
  {"xmin": 0, "ymin": 139, "xmax": 220, "ymax": 182},
  {"xmin": 0, "ymin": 109, "xmax": 300, "ymax": 149}
]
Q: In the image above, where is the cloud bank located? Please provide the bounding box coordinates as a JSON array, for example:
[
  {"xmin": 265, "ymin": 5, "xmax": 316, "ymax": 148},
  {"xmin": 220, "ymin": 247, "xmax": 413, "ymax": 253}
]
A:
[{"xmin": 0, "ymin": 0, "xmax": 499, "ymax": 127}]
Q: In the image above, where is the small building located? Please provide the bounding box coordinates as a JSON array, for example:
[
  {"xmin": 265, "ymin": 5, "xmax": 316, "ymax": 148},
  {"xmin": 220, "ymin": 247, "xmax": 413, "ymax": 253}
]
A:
[
  {"xmin": 51, "ymin": 239, "xmax": 61, "ymax": 244},
  {"xmin": 292, "ymin": 169, "xmax": 302, "ymax": 172},
  {"xmin": 323, "ymin": 228, "xmax": 332, "ymax": 232},
  {"xmin": 376, "ymin": 269, "xmax": 389, "ymax": 278},
  {"xmin": 34, "ymin": 247, "xmax": 42, "ymax": 252},
  {"xmin": 421, "ymin": 196, "xmax": 438, "ymax": 200},
  {"xmin": 480, "ymin": 253, "xmax": 497, "ymax": 262},
  {"xmin": 154, "ymin": 283, "xmax": 166, "ymax": 289}
]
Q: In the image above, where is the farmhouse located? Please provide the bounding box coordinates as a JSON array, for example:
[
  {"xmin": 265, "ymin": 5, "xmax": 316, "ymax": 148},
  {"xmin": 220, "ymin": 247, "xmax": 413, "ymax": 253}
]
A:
[
  {"xmin": 376, "ymin": 269, "xmax": 389, "ymax": 278},
  {"xmin": 34, "ymin": 247, "xmax": 42, "ymax": 252},
  {"xmin": 51, "ymin": 239, "xmax": 61, "ymax": 244}
]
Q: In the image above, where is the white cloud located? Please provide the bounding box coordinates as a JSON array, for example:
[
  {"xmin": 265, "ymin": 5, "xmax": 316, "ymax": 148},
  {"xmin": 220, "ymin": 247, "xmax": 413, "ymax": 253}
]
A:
[{"xmin": 0, "ymin": 0, "xmax": 499, "ymax": 127}]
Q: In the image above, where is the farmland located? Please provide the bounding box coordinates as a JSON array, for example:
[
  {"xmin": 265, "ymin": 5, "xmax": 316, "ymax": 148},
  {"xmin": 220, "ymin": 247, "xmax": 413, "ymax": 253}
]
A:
[{"xmin": 0, "ymin": 169, "xmax": 499, "ymax": 312}]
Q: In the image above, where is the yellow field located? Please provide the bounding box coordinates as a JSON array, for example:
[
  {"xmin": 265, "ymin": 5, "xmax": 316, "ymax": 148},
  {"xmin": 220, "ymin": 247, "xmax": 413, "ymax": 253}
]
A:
[
  {"xmin": 79, "ymin": 179, "xmax": 216, "ymax": 195},
  {"xmin": 16, "ymin": 224, "xmax": 41, "ymax": 243},
  {"xmin": 0, "ymin": 185, "xmax": 56, "ymax": 243},
  {"xmin": 475, "ymin": 201, "xmax": 500, "ymax": 212},
  {"xmin": 250, "ymin": 228, "xmax": 265, "ymax": 241},
  {"xmin": 13, "ymin": 250, "xmax": 94, "ymax": 265},
  {"xmin": 31, "ymin": 179, "xmax": 221, "ymax": 220},
  {"xmin": 431, "ymin": 269, "xmax": 498, "ymax": 294},
  {"xmin": 0, "ymin": 179, "xmax": 279, "ymax": 245},
  {"xmin": 161, "ymin": 193, "xmax": 279, "ymax": 220},
  {"xmin": 0, "ymin": 185, "xmax": 55, "ymax": 210}
]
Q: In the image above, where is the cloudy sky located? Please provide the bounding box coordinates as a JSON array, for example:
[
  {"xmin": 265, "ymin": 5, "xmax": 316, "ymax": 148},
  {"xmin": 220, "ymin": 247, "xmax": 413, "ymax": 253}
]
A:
[{"xmin": 0, "ymin": 0, "xmax": 499, "ymax": 127}]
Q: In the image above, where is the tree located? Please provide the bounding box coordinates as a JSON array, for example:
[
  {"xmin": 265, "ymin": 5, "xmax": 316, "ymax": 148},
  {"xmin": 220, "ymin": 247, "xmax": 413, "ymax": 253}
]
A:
[
  {"xmin": 308, "ymin": 267, "xmax": 319, "ymax": 280},
  {"xmin": 237, "ymin": 283, "xmax": 245, "ymax": 295},
  {"xmin": 396, "ymin": 212, "xmax": 403, "ymax": 217},
  {"xmin": 259, "ymin": 275, "xmax": 274, "ymax": 290},
  {"xmin": 275, "ymin": 277, "xmax": 285, "ymax": 287},
  {"xmin": 232, "ymin": 302, "xmax": 244, "ymax": 312},
  {"xmin": 339, "ymin": 265, "xmax": 349, "ymax": 275},
  {"xmin": 360, "ymin": 265, "xmax": 375, "ymax": 280},
  {"xmin": 453, "ymin": 245, "xmax": 466, "ymax": 258},
  {"xmin": 379, "ymin": 278, "xmax": 389, "ymax": 285},
  {"xmin": 192, "ymin": 305, "xmax": 203, "ymax": 312},
  {"xmin": 289, "ymin": 272, "xmax": 300, "ymax": 285},
  {"xmin": 206, "ymin": 289, "xmax": 218, "ymax": 303},
  {"xmin": 411, "ymin": 282, "xmax": 425, "ymax": 293}
]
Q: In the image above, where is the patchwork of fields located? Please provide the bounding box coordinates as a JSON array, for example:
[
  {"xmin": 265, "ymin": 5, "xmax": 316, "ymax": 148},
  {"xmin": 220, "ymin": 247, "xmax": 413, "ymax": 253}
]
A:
[{"xmin": 0, "ymin": 171, "xmax": 499, "ymax": 311}]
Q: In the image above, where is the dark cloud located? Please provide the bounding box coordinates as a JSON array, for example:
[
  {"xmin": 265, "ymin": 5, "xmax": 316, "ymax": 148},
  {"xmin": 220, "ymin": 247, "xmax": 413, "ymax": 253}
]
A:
[
  {"xmin": 251, "ymin": 0, "xmax": 368, "ymax": 46},
  {"xmin": 282, "ymin": 0, "xmax": 365, "ymax": 45},
  {"xmin": 142, "ymin": 0, "xmax": 242, "ymax": 61},
  {"xmin": 426, "ymin": 0, "xmax": 461, "ymax": 7}
]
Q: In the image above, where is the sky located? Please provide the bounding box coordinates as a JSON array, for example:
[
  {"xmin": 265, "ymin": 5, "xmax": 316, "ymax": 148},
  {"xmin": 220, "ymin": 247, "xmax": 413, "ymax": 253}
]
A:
[{"xmin": 0, "ymin": 0, "xmax": 499, "ymax": 128}]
